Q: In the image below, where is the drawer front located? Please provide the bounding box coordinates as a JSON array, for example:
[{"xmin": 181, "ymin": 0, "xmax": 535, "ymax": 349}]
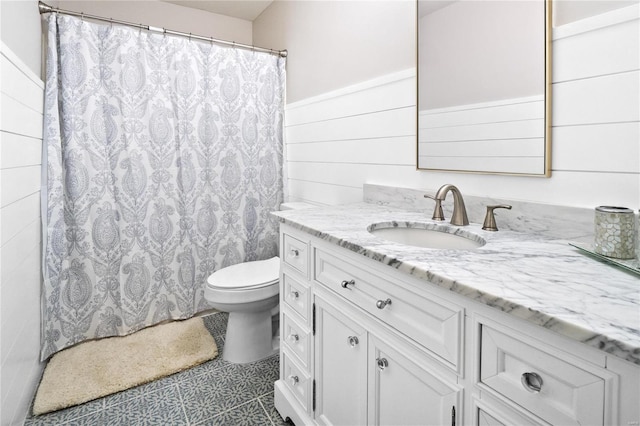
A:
[
  {"xmin": 480, "ymin": 325, "xmax": 605, "ymax": 426},
  {"xmin": 282, "ymin": 351, "xmax": 311, "ymax": 412},
  {"xmin": 282, "ymin": 314, "xmax": 311, "ymax": 369},
  {"xmin": 282, "ymin": 273, "xmax": 310, "ymax": 323},
  {"xmin": 283, "ymin": 233, "xmax": 308, "ymax": 277},
  {"xmin": 315, "ymin": 249, "xmax": 462, "ymax": 370}
]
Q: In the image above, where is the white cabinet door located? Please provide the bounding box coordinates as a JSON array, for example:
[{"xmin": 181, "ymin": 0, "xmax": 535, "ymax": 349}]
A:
[
  {"xmin": 315, "ymin": 296, "xmax": 368, "ymax": 426},
  {"xmin": 368, "ymin": 335, "xmax": 461, "ymax": 426}
]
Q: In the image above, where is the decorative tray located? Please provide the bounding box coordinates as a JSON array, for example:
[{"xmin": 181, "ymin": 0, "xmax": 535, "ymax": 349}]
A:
[{"xmin": 569, "ymin": 242, "xmax": 640, "ymax": 276}]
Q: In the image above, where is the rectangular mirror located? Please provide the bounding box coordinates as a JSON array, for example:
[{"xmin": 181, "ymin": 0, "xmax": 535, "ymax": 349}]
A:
[{"xmin": 417, "ymin": 0, "xmax": 552, "ymax": 176}]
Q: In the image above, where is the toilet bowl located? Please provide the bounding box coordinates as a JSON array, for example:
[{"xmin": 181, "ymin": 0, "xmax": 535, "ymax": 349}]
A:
[{"xmin": 205, "ymin": 256, "xmax": 281, "ymax": 364}]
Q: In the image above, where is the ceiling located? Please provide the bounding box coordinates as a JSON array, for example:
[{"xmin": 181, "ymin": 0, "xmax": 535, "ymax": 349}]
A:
[{"xmin": 162, "ymin": 1, "xmax": 274, "ymax": 21}]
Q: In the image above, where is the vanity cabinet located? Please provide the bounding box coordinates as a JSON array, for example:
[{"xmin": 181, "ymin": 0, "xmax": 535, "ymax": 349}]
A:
[
  {"xmin": 274, "ymin": 223, "xmax": 637, "ymax": 426},
  {"xmin": 314, "ymin": 290, "xmax": 461, "ymax": 426}
]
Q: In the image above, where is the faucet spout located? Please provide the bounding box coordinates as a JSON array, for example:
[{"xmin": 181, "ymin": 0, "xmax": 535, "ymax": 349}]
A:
[{"xmin": 435, "ymin": 184, "xmax": 469, "ymax": 226}]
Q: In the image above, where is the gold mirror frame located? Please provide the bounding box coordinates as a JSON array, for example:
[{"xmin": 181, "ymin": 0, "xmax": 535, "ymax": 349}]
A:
[{"xmin": 416, "ymin": 0, "xmax": 552, "ymax": 177}]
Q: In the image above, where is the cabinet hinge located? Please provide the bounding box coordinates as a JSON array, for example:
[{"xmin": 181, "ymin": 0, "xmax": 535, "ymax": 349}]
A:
[
  {"xmin": 313, "ymin": 379, "xmax": 316, "ymax": 412},
  {"xmin": 312, "ymin": 303, "xmax": 316, "ymax": 336},
  {"xmin": 451, "ymin": 406, "xmax": 456, "ymax": 426}
]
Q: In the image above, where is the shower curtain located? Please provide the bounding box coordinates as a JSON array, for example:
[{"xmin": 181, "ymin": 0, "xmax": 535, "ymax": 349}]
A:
[{"xmin": 41, "ymin": 14, "xmax": 285, "ymax": 360}]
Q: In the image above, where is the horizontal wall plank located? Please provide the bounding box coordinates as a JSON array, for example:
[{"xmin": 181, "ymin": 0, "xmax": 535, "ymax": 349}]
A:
[
  {"xmin": 1, "ymin": 131, "xmax": 42, "ymax": 169},
  {"xmin": 553, "ymin": 18, "xmax": 639, "ymax": 82},
  {"xmin": 553, "ymin": 70, "xmax": 639, "ymax": 126},
  {"xmin": 0, "ymin": 55, "xmax": 44, "ymax": 114},
  {"xmin": 418, "ymin": 155, "xmax": 545, "ymax": 175},
  {"xmin": 419, "ymin": 119, "xmax": 544, "ymax": 142},
  {"xmin": 0, "ymin": 218, "xmax": 40, "ymax": 283},
  {"xmin": 1, "ymin": 192, "xmax": 40, "ymax": 246},
  {"xmin": 1, "ymin": 246, "xmax": 40, "ymax": 366},
  {"xmin": 288, "ymin": 162, "xmax": 420, "ymax": 190},
  {"xmin": 420, "ymin": 97, "xmax": 544, "ymax": 128},
  {"xmin": 420, "ymin": 138, "xmax": 545, "ymax": 158},
  {"xmin": 286, "ymin": 70, "xmax": 415, "ymax": 126},
  {"xmin": 0, "ymin": 165, "xmax": 41, "ymax": 208},
  {"xmin": 287, "ymin": 179, "xmax": 363, "ymax": 206},
  {"xmin": 1, "ymin": 93, "xmax": 44, "ymax": 139},
  {"xmin": 287, "ymin": 136, "xmax": 414, "ymax": 165},
  {"xmin": 552, "ymin": 122, "xmax": 639, "ymax": 173},
  {"xmin": 287, "ymin": 106, "xmax": 415, "ymax": 144}
]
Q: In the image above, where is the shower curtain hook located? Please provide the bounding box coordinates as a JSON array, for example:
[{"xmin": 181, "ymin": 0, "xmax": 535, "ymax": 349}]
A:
[
  {"xmin": 189, "ymin": 33, "xmax": 192, "ymax": 42},
  {"xmin": 80, "ymin": 12, "xmax": 84, "ymax": 22},
  {"xmin": 109, "ymin": 17, "xmax": 113, "ymax": 28}
]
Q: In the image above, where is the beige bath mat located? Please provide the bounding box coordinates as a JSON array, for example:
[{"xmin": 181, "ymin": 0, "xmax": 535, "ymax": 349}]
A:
[{"xmin": 33, "ymin": 317, "xmax": 218, "ymax": 415}]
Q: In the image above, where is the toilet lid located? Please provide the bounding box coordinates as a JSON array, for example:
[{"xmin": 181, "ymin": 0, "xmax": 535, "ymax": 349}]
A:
[{"xmin": 207, "ymin": 256, "xmax": 280, "ymax": 290}]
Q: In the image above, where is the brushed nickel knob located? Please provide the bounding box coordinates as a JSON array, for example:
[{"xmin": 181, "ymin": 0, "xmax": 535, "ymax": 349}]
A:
[
  {"xmin": 376, "ymin": 357, "xmax": 389, "ymax": 370},
  {"xmin": 376, "ymin": 298, "xmax": 392, "ymax": 309},
  {"xmin": 341, "ymin": 279, "xmax": 355, "ymax": 289},
  {"xmin": 347, "ymin": 336, "xmax": 359, "ymax": 347},
  {"xmin": 521, "ymin": 372, "xmax": 543, "ymax": 393}
]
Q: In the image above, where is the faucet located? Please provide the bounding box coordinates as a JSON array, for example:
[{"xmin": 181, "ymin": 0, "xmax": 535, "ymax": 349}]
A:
[{"xmin": 426, "ymin": 184, "xmax": 469, "ymax": 226}]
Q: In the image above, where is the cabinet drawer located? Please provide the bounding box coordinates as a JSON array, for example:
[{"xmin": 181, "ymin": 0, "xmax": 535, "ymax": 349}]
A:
[
  {"xmin": 283, "ymin": 233, "xmax": 308, "ymax": 276},
  {"xmin": 282, "ymin": 314, "xmax": 311, "ymax": 370},
  {"xmin": 315, "ymin": 249, "xmax": 462, "ymax": 370},
  {"xmin": 480, "ymin": 324, "xmax": 605, "ymax": 426},
  {"xmin": 282, "ymin": 351, "xmax": 311, "ymax": 412},
  {"xmin": 282, "ymin": 273, "xmax": 310, "ymax": 323}
]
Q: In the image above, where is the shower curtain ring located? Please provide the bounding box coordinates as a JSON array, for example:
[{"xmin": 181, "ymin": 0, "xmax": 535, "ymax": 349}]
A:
[
  {"xmin": 189, "ymin": 33, "xmax": 192, "ymax": 41},
  {"xmin": 80, "ymin": 12, "xmax": 84, "ymax": 22}
]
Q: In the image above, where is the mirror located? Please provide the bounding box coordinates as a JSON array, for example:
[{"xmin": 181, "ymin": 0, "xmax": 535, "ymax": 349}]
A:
[{"xmin": 417, "ymin": 0, "xmax": 551, "ymax": 176}]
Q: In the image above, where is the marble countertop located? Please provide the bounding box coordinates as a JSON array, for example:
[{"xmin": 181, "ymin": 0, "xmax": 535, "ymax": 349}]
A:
[{"xmin": 273, "ymin": 203, "xmax": 640, "ymax": 366}]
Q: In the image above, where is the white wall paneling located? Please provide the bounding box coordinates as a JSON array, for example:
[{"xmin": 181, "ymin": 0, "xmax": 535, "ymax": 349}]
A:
[
  {"xmin": 284, "ymin": 5, "xmax": 639, "ymax": 209},
  {"xmin": 285, "ymin": 71, "xmax": 416, "ymax": 206},
  {"xmin": 0, "ymin": 41, "xmax": 44, "ymax": 426},
  {"xmin": 418, "ymin": 96, "xmax": 546, "ymax": 174}
]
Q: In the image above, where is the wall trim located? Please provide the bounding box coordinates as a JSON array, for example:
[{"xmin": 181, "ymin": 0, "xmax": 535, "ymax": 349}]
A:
[
  {"xmin": 286, "ymin": 68, "xmax": 415, "ymax": 111},
  {"xmin": 553, "ymin": 3, "xmax": 639, "ymax": 40},
  {"xmin": 1, "ymin": 41, "xmax": 44, "ymax": 88}
]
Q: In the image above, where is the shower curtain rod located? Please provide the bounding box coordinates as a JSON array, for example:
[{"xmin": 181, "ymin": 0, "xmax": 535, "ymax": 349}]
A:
[{"xmin": 38, "ymin": 1, "xmax": 288, "ymax": 58}]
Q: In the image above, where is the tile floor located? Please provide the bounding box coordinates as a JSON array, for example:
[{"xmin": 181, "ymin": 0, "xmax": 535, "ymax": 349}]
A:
[{"xmin": 24, "ymin": 313, "xmax": 291, "ymax": 426}]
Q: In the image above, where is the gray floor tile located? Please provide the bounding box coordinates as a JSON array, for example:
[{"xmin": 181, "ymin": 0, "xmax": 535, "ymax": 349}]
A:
[
  {"xmin": 98, "ymin": 385, "xmax": 188, "ymax": 426},
  {"xmin": 203, "ymin": 312, "xmax": 228, "ymax": 338},
  {"xmin": 259, "ymin": 392, "xmax": 290, "ymax": 426},
  {"xmin": 196, "ymin": 400, "xmax": 273, "ymax": 426}
]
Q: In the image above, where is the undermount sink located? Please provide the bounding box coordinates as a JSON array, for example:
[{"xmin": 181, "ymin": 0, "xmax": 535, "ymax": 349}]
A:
[{"xmin": 368, "ymin": 222, "xmax": 486, "ymax": 250}]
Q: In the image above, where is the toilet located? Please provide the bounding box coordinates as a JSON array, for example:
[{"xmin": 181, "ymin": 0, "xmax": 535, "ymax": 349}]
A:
[
  {"xmin": 204, "ymin": 202, "xmax": 313, "ymax": 363},
  {"xmin": 205, "ymin": 257, "xmax": 280, "ymax": 363}
]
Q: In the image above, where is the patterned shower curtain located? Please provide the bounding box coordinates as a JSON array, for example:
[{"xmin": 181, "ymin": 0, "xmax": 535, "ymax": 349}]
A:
[{"xmin": 41, "ymin": 14, "xmax": 285, "ymax": 360}]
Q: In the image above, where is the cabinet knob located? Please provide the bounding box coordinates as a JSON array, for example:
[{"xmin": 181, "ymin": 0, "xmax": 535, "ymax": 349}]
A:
[
  {"xmin": 376, "ymin": 357, "xmax": 389, "ymax": 371},
  {"xmin": 521, "ymin": 372, "xmax": 543, "ymax": 393},
  {"xmin": 288, "ymin": 375, "xmax": 299, "ymax": 386},
  {"xmin": 288, "ymin": 333, "xmax": 299, "ymax": 343},
  {"xmin": 376, "ymin": 298, "xmax": 392, "ymax": 309},
  {"xmin": 341, "ymin": 279, "xmax": 355, "ymax": 289},
  {"xmin": 290, "ymin": 248, "xmax": 299, "ymax": 257},
  {"xmin": 347, "ymin": 335, "xmax": 359, "ymax": 348},
  {"xmin": 290, "ymin": 291, "xmax": 299, "ymax": 300}
]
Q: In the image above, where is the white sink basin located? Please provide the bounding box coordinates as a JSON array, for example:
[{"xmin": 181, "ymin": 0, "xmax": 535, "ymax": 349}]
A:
[{"xmin": 368, "ymin": 222, "xmax": 485, "ymax": 250}]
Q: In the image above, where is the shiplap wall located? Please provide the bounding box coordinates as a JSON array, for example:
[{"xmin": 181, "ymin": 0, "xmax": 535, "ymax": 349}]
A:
[
  {"xmin": 285, "ymin": 5, "xmax": 639, "ymax": 209},
  {"xmin": 0, "ymin": 42, "xmax": 44, "ymax": 426},
  {"xmin": 418, "ymin": 95, "xmax": 546, "ymax": 174}
]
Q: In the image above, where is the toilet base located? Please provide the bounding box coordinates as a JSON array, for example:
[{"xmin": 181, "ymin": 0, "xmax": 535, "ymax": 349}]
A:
[{"xmin": 223, "ymin": 309, "xmax": 279, "ymax": 364}]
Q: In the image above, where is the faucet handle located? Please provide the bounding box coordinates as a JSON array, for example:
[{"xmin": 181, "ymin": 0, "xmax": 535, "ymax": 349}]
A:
[
  {"xmin": 482, "ymin": 204, "xmax": 512, "ymax": 231},
  {"xmin": 424, "ymin": 194, "xmax": 445, "ymax": 221}
]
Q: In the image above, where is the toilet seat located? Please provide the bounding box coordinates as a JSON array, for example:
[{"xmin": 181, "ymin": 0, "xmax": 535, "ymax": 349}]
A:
[{"xmin": 207, "ymin": 257, "xmax": 280, "ymax": 290}]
